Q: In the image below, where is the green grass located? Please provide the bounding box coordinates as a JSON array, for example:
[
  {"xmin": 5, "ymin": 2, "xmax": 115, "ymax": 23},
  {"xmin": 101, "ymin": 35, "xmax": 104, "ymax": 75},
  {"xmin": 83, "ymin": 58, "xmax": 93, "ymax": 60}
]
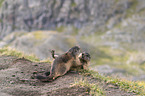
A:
[
  {"xmin": 0, "ymin": 0, "xmax": 4, "ymax": 8},
  {"xmin": 125, "ymin": 0, "xmax": 138, "ymax": 18},
  {"xmin": 56, "ymin": 26, "xmax": 65, "ymax": 32},
  {"xmin": 0, "ymin": 0, "xmax": 4, "ymax": 22},
  {"xmin": 33, "ymin": 31, "xmax": 46, "ymax": 40},
  {"xmin": 64, "ymin": 37, "xmax": 77, "ymax": 47},
  {"xmin": 88, "ymin": 45, "xmax": 144, "ymax": 76},
  {"xmin": 79, "ymin": 69, "xmax": 145, "ymax": 95},
  {"xmin": 115, "ymin": 0, "xmax": 119, "ymax": 3},
  {"xmin": 0, "ymin": 47, "xmax": 51, "ymax": 63},
  {"xmin": 73, "ymin": 79, "xmax": 105, "ymax": 96},
  {"xmin": 71, "ymin": 2, "xmax": 77, "ymax": 7},
  {"xmin": 56, "ymin": 26, "xmax": 79, "ymax": 35}
]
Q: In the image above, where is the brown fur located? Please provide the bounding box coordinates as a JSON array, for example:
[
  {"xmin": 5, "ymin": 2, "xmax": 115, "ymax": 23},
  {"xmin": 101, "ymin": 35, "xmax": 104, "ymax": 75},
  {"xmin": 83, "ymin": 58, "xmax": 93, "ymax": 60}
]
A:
[
  {"xmin": 51, "ymin": 50, "xmax": 91, "ymax": 70},
  {"xmin": 71, "ymin": 52, "xmax": 91, "ymax": 70},
  {"xmin": 36, "ymin": 46, "xmax": 80, "ymax": 82}
]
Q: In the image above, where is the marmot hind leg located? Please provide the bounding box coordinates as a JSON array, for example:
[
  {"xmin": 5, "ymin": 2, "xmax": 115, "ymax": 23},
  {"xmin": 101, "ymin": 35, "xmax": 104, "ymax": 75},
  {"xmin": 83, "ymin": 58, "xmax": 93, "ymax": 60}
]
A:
[{"xmin": 52, "ymin": 65, "xmax": 68, "ymax": 80}]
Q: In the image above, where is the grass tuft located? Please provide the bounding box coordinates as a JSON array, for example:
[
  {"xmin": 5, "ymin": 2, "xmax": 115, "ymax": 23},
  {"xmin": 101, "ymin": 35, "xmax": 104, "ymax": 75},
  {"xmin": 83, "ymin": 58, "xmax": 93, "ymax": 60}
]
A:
[
  {"xmin": 79, "ymin": 69, "xmax": 145, "ymax": 95},
  {"xmin": 0, "ymin": 47, "xmax": 51, "ymax": 63},
  {"xmin": 73, "ymin": 78, "xmax": 105, "ymax": 96}
]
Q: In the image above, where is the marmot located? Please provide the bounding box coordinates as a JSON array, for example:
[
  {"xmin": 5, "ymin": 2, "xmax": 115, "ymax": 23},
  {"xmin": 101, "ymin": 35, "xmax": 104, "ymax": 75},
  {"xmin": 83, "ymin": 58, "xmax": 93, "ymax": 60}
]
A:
[
  {"xmin": 36, "ymin": 46, "xmax": 80, "ymax": 82},
  {"xmin": 51, "ymin": 50, "xmax": 91, "ymax": 70},
  {"xmin": 73, "ymin": 52, "xmax": 91, "ymax": 70}
]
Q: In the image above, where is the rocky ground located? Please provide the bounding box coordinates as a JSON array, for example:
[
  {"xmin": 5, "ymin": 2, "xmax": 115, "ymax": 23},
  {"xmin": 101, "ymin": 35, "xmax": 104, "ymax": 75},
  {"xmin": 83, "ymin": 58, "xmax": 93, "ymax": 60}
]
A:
[{"xmin": 0, "ymin": 55, "xmax": 136, "ymax": 96}]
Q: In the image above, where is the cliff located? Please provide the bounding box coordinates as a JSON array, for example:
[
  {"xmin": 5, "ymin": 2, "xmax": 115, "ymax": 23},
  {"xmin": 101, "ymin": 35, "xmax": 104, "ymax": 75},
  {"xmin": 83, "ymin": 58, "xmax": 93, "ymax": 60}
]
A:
[{"xmin": 1, "ymin": 0, "xmax": 144, "ymax": 39}]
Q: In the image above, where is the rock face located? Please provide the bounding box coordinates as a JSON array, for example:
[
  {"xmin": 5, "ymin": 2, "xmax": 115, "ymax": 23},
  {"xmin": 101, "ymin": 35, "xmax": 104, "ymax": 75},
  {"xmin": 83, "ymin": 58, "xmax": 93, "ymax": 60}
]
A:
[
  {"xmin": 102, "ymin": 13, "xmax": 145, "ymax": 51},
  {"xmin": 1, "ymin": 0, "xmax": 144, "ymax": 39}
]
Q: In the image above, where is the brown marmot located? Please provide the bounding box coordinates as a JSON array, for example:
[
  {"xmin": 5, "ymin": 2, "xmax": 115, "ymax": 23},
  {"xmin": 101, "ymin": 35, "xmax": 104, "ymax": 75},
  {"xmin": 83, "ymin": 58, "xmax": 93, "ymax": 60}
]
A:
[
  {"xmin": 51, "ymin": 50, "xmax": 91, "ymax": 70},
  {"xmin": 71, "ymin": 52, "xmax": 91, "ymax": 70},
  {"xmin": 36, "ymin": 46, "xmax": 80, "ymax": 82}
]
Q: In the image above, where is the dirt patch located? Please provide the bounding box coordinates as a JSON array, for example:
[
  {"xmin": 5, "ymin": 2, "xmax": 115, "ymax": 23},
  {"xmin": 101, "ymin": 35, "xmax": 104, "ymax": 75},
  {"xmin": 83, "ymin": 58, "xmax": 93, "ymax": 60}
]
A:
[
  {"xmin": 3, "ymin": 88, "xmax": 41, "ymax": 96},
  {"xmin": 0, "ymin": 56, "xmax": 136, "ymax": 96},
  {"xmin": 0, "ymin": 56, "xmax": 17, "ymax": 70},
  {"xmin": 47, "ymin": 86, "xmax": 90, "ymax": 96}
]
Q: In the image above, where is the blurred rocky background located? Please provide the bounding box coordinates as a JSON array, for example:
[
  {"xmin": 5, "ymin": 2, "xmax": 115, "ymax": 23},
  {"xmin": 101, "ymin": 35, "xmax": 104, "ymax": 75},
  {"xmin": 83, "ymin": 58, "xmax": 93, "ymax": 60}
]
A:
[{"xmin": 0, "ymin": 0, "xmax": 145, "ymax": 81}]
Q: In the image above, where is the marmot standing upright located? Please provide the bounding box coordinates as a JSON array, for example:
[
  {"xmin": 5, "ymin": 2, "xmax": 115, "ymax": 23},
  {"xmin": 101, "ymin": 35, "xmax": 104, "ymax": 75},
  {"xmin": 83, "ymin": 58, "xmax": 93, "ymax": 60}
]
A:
[{"xmin": 36, "ymin": 46, "xmax": 80, "ymax": 82}]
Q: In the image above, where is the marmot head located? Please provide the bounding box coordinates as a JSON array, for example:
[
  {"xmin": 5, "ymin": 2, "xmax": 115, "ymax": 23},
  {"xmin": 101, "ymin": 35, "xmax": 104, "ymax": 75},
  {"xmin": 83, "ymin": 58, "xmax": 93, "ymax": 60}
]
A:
[
  {"xmin": 68, "ymin": 46, "xmax": 80, "ymax": 57},
  {"xmin": 81, "ymin": 52, "xmax": 91, "ymax": 62}
]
